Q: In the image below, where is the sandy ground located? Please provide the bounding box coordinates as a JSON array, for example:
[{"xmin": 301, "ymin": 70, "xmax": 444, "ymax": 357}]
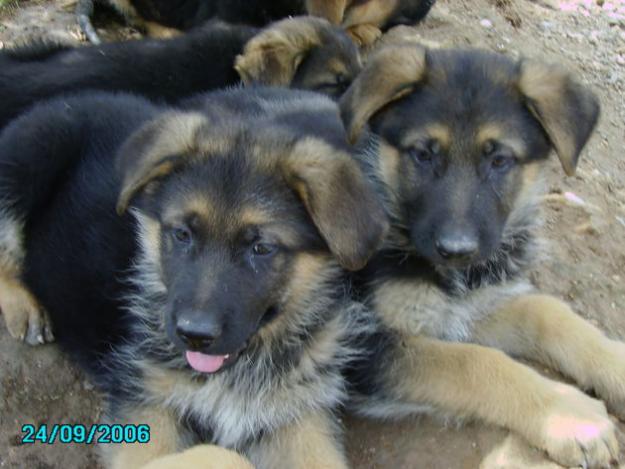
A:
[{"xmin": 0, "ymin": 0, "xmax": 624, "ymax": 467}]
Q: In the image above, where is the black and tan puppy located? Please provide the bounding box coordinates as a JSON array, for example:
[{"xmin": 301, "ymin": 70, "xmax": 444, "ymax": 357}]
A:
[
  {"xmin": 340, "ymin": 45, "xmax": 625, "ymax": 468},
  {"xmin": 77, "ymin": 0, "xmax": 435, "ymax": 45},
  {"xmin": 0, "ymin": 87, "xmax": 387, "ymax": 468},
  {"xmin": 0, "ymin": 16, "xmax": 359, "ymax": 130}
]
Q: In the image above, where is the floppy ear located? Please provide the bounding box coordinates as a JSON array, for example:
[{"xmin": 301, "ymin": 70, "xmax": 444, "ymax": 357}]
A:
[
  {"xmin": 518, "ymin": 60, "xmax": 600, "ymax": 176},
  {"xmin": 282, "ymin": 137, "xmax": 389, "ymax": 270},
  {"xmin": 116, "ymin": 112, "xmax": 209, "ymax": 215},
  {"xmin": 235, "ymin": 17, "xmax": 325, "ymax": 86},
  {"xmin": 339, "ymin": 44, "xmax": 427, "ymax": 144}
]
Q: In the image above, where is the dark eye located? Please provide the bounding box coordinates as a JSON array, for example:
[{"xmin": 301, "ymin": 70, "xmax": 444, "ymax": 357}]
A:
[
  {"xmin": 408, "ymin": 140, "xmax": 439, "ymax": 165},
  {"xmin": 252, "ymin": 242, "xmax": 275, "ymax": 256},
  {"xmin": 491, "ymin": 154, "xmax": 515, "ymax": 169},
  {"xmin": 410, "ymin": 149, "xmax": 432, "ymax": 164},
  {"xmin": 172, "ymin": 226, "xmax": 192, "ymax": 245}
]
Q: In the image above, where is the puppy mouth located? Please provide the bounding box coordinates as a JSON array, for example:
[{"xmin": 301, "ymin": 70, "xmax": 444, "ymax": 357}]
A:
[
  {"xmin": 185, "ymin": 349, "xmax": 242, "ymax": 373},
  {"xmin": 183, "ymin": 305, "xmax": 279, "ymax": 374}
]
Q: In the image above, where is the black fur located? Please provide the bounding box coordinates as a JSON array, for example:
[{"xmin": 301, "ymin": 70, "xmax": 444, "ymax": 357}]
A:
[
  {"xmin": 0, "ymin": 22, "xmax": 253, "ymax": 130},
  {"xmin": 0, "ymin": 88, "xmax": 390, "ymax": 464}
]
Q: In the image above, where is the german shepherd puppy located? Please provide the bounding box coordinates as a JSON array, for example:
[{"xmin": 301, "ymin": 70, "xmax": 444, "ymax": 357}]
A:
[
  {"xmin": 0, "ymin": 16, "xmax": 359, "ymax": 130},
  {"xmin": 77, "ymin": 0, "xmax": 435, "ymax": 45},
  {"xmin": 339, "ymin": 45, "xmax": 625, "ymax": 468},
  {"xmin": 0, "ymin": 87, "xmax": 387, "ymax": 468}
]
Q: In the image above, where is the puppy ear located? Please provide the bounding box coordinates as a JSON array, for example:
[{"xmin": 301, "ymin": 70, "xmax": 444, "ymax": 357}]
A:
[
  {"xmin": 518, "ymin": 60, "xmax": 600, "ymax": 176},
  {"xmin": 339, "ymin": 44, "xmax": 427, "ymax": 144},
  {"xmin": 305, "ymin": 0, "xmax": 348, "ymax": 24},
  {"xmin": 235, "ymin": 17, "xmax": 325, "ymax": 86},
  {"xmin": 116, "ymin": 112, "xmax": 209, "ymax": 215},
  {"xmin": 282, "ymin": 138, "xmax": 388, "ymax": 270}
]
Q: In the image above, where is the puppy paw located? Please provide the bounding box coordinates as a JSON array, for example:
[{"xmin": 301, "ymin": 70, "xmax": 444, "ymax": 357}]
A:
[
  {"xmin": 592, "ymin": 340, "xmax": 625, "ymax": 421},
  {"xmin": 535, "ymin": 384, "xmax": 619, "ymax": 468},
  {"xmin": 141, "ymin": 445, "xmax": 254, "ymax": 469},
  {"xmin": 0, "ymin": 280, "xmax": 53, "ymax": 345},
  {"xmin": 346, "ymin": 24, "xmax": 382, "ymax": 47}
]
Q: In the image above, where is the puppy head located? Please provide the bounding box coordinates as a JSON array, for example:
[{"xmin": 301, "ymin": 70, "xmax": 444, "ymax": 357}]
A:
[
  {"xmin": 116, "ymin": 105, "xmax": 387, "ymax": 372},
  {"xmin": 341, "ymin": 45, "xmax": 599, "ymax": 268},
  {"xmin": 235, "ymin": 16, "xmax": 361, "ymax": 98}
]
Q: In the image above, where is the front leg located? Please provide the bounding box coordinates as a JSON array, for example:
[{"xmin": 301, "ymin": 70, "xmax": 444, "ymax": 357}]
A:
[
  {"xmin": 142, "ymin": 445, "xmax": 253, "ymax": 469},
  {"xmin": 473, "ymin": 294, "xmax": 625, "ymax": 419},
  {"xmin": 367, "ymin": 336, "xmax": 619, "ymax": 468},
  {"xmin": 246, "ymin": 411, "xmax": 348, "ymax": 469},
  {"xmin": 101, "ymin": 406, "xmax": 186, "ymax": 469}
]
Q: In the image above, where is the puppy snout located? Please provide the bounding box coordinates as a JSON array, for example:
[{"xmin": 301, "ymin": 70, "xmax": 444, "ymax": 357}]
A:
[
  {"xmin": 435, "ymin": 231, "xmax": 478, "ymax": 261},
  {"xmin": 176, "ymin": 310, "xmax": 222, "ymax": 350}
]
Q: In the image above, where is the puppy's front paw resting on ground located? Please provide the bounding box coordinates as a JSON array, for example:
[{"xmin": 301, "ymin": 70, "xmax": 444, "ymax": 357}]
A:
[
  {"xmin": 0, "ymin": 278, "xmax": 53, "ymax": 345},
  {"xmin": 535, "ymin": 384, "xmax": 619, "ymax": 468}
]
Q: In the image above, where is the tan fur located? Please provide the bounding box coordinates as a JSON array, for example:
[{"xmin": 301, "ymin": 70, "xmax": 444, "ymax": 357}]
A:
[
  {"xmin": 473, "ymin": 294, "xmax": 625, "ymax": 420},
  {"xmin": 306, "ymin": 0, "xmax": 348, "ymax": 24},
  {"xmin": 116, "ymin": 112, "xmax": 213, "ymax": 214},
  {"xmin": 402, "ymin": 123, "xmax": 452, "ymax": 151},
  {"xmin": 163, "ymin": 195, "xmax": 217, "ymax": 228},
  {"xmin": 480, "ymin": 435, "xmax": 565, "ymax": 469},
  {"xmin": 475, "ymin": 123, "xmax": 527, "ymax": 158},
  {"xmin": 342, "ymin": 0, "xmax": 399, "ymax": 29},
  {"xmin": 248, "ymin": 412, "xmax": 348, "ymax": 469},
  {"xmin": 283, "ymin": 137, "xmax": 389, "ymax": 271},
  {"xmin": 388, "ymin": 335, "xmax": 619, "ymax": 468},
  {"xmin": 108, "ymin": 0, "xmax": 182, "ymax": 38},
  {"xmin": 346, "ymin": 24, "xmax": 382, "ymax": 47},
  {"xmin": 142, "ymin": 445, "xmax": 253, "ymax": 469},
  {"xmin": 0, "ymin": 216, "xmax": 53, "ymax": 344},
  {"xmin": 518, "ymin": 60, "xmax": 599, "ymax": 176},
  {"xmin": 265, "ymin": 253, "xmax": 334, "ymax": 341},
  {"xmin": 235, "ymin": 17, "xmax": 326, "ymax": 86},
  {"xmin": 102, "ymin": 407, "xmax": 183, "ymax": 469},
  {"xmin": 0, "ymin": 275, "xmax": 52, "ymax": 343},
  {"xmin": 339, "ymin": 44, "xmax": 426, "ymax": 143},
  {"xmin": 377, "ymin": 140, "xmax": 402, "ymax": 196},
  {"xmin": 142, "ymin": 22, "xmax": 182, "ymax": 39}
]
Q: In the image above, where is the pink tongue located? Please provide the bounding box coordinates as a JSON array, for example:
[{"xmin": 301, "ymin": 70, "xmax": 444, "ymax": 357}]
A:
[{"xmin": 185, "ymin": 351, "xmax": 226, "ymax": 373}]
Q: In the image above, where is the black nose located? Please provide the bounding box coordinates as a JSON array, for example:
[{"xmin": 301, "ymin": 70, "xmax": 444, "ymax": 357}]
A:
[
  {"xmin": 176, "ymin": 310, "xmax": 222, "ymax": 350},
  {"xmin": 435, "ymin": 233, "xmax": 479, "ymax": 261}
]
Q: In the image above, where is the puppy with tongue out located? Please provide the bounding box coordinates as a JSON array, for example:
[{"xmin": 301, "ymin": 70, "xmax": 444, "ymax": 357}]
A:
[
  {"xmin": 174, "ymin": 310, "xmax": 236, "ymax": 373},
  {"xmin": 7, "ymin": 86, "xmax": 388, "ymax": 467}
]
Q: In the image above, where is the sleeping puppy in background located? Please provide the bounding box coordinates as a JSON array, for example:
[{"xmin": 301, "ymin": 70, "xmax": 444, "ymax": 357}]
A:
[
  {"xmin": 76, "ymin": 0, "xmax": 435, "ymax": 45},
  {"xmin": 339, "ymin": 45, "xmax": 625, "ymax": 468},
  {"xmin": 0, "ymin": 87, "xmax": 387, "ymax": 468},
  {"xmin": 0, "ymin": 16, "xmax": 359, "ymax": 130}
]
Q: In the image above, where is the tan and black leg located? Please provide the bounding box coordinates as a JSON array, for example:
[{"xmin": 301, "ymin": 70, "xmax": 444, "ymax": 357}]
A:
[
  {"xmin": 0, "ymin": 217, "xmax": 53, "ymax": 345},
  {"xmin": 247, "ymin": 411, "xmax": 348, "ymax": 469},
  {"xmin": 101, "ymin": 407, "xmax": 186, "ymax": 469},
  {"xmin": 141, "ymin": 445, "xmax": 254, "ymax": 469},
  {"xmin": 377, "ymin": 335, "xmax": 619, "ymax": 468},
  {"xmin": 473, "ymin": 294, "xmax": 625, "ymax": 420}
]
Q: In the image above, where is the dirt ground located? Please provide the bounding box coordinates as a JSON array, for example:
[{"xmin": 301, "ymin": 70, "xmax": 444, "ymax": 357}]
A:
[{"xmin": 0, "ymin": 0, "xmax": 624, "ymax": 468}]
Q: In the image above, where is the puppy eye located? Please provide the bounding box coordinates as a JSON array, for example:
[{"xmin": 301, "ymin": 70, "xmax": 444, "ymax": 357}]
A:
[
  {"xmin": 491, "ymin": 154, "xmax": 516, "ymax": 170},
  {"xmin": 251, "ymin": 242, "xmax": 276, "ymax": 256},
  {"xmin": 410, "ymin": 149, "xmax": 432, "ymax": 164},
  {"xmin": 172, "ymin": 226, "xmax": 192, "ymax": 245}
]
